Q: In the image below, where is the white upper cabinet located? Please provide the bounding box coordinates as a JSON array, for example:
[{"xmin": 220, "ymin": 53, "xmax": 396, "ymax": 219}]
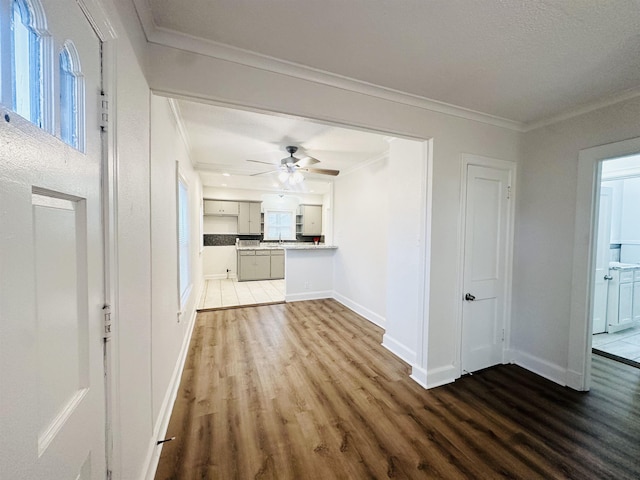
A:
[
  {"xmin": 204, "ymin": 200, "xmax": 239, "ymax": 216},
  {"xmin": 300, "ymin": 204, "xmax": 322, "ymax": 236}
]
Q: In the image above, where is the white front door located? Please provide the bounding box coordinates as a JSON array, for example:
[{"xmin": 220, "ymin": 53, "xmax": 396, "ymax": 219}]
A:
[
  {"xmin": 461, "ymin": 162, "xmax": 513, "ymax": 374},
  {"xmin": 592, "ymin": 187, "xmax": 612, "ymax": 334},
  {"xmin": 0, "ymin": 1, "xmax": 105, "ymax": 478}
]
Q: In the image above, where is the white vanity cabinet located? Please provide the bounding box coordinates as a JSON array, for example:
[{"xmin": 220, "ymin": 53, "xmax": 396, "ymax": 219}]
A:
[
  {"xmin": 634, "ymin": 270, "xmax": 640, "ymax": 323},
  {"xmin": 607, "ymin": 267, "xmax": 640, "ymax": 333}
]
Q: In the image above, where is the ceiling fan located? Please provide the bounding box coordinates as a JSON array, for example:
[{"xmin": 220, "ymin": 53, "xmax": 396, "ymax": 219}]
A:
[{"xmin": 247, "ymin": 146, "xmax": 340, "ymax": 185}]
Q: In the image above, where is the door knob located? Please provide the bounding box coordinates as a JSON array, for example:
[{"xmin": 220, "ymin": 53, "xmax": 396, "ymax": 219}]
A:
[
  {"xmin": 465, "ymin": 293, "xmax": 476, "ymax": 301},
  {"xmin": 604, "ymin": 275, "xmax": 613, "ymax": 280}
]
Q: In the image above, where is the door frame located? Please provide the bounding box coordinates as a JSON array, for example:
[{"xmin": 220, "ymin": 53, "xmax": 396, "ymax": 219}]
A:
[
  {"xmin": 456, "ymin": 154, "xmax": 517, "ymax": 378},
  {"xmin": 569, "ymin": 136, "xmax": 640, "ymax": 391},
  {"xmin": 74, "ymin": 0, "xmax": 120, "ymax": 477}
]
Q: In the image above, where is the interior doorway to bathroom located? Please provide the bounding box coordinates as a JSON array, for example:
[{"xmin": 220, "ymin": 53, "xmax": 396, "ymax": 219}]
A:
[{"xmin": 592, "ymin": 154, "xmax": 640, "ymax": 366}]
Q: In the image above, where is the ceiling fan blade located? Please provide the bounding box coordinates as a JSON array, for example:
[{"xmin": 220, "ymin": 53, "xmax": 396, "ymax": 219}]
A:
[
  {"xmin": 247, "ymin": 159, "xmax": 279, "ymax": 166},
  {"xmin": 299, "ymin": 167, "xmax": 340, "ymax": 176},
  {"xmin": 250, "ymin": 169, "xmax": 278, "ymax": 177},
  {"xmin": 294, "ymin": 156, "xmax": 320, "ymax": 167}
]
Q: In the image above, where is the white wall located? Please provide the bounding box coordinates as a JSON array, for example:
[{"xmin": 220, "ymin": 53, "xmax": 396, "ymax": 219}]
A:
[
  {"xmin": 383, "ymin": 139, "xmax": 428, "ymax": 366},
  {"xmin": 112, "ymin": 16, "xmax": 153, "ymax": 480},
  {"xmin": 333, "ymin": 155, "xmax": 389, "ymax": 326},
  {"xmin": 101, "ymin": 3, "xmax": 204, "ymax": 478},
  {"xmin": 514, "ymin": 96, "xmax": 640, "ymax": 384},
  {"xmin": 149, "ymin": 94, "xmax": 203, "ymax": 451}
]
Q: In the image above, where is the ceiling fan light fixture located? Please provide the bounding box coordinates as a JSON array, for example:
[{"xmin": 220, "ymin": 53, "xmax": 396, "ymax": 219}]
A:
[
  {"xmin": 278, "ymin": 170, "xmax": 290, "ymax": 183},
  {"xmin": 291, "ymin": 170, "xmax": 304, "ymax": 184}
]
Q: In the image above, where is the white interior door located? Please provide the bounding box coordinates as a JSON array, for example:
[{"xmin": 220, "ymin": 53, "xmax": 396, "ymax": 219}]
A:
[
  {"xmin": 592, "ymin": 187, "xmax": 612, "ymax": 334},
  {"xmin": 0, "ymin": 1, "xmax": 105, "ymax": 478},
  {"xmin": 461, "ymin": 163, "xmax": 513, "ymax": 374}
]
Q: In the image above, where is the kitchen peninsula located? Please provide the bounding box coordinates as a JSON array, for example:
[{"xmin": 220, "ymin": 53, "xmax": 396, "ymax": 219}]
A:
[{"xmin": 236, "ymin": 241, "xmax": 337, "ymax": 302}]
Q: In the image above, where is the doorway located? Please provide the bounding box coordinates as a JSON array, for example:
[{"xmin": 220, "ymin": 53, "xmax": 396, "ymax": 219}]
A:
[{"xmin": 591, "ymin": 154, "xmax": 640, "ymax": 366}]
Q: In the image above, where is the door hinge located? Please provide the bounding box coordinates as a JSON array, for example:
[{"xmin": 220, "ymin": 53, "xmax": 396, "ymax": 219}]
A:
[
  {"xmin": 100, "ymin": 92, "xmax": 109, "ymax": 132},
  {"xmin": 501, "ymin": 328, "xmax": 505, "ymax": 342},
  {"xmin": 103, "ymin": 304, "xmax": 112, "ymax": 340},
  {"xmin": 507, "ymin": 185, "xmax": 512, "ymax": 199}
]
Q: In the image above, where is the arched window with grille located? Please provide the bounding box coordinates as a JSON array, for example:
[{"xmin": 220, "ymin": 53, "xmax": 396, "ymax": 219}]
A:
[
  {"xmin": 59, "ymin": 40, "xmax": 83, "ymax": 149},
  {"xmin": 12, "ymin": 0, "xmax": 42, "ymax": 125}
]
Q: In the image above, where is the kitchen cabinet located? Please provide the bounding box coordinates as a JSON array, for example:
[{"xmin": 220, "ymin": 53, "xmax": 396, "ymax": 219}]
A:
[
  {"xmin": 238, "ymin": 202, "xmax": 261, "ymax": 234},
  {"xmin": 607, "ymin": 267, "xmax": 640, "ymax": 332},
  {"xmin": 270, "ymin": 250, "xmax": 285, "ymax": 279},
  {"xmin": 299, "ymin": 204, "xmax": 322, "ymax": 236},
  {"xmin": 238, "ymin": 249, "xmax": 283, "ymax": 281},
  {"xmin": 238, "ymin": 250, "xmax": 271, "ymax": 281},
  {"xmin": 204, "ymin": 199, "xmax": 239, "ymax": 216}
]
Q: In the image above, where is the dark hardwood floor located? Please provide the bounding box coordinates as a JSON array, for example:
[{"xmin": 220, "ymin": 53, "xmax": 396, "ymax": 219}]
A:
[{"xmin": 155, "ymin": 299, "xmax": 640, "ymax": 479}]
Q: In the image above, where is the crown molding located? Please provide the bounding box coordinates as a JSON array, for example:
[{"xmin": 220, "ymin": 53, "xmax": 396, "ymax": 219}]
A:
[
  {"xmin": 167, "ymin": 98, "xmax": 193, "ymax": 161},
  {"xmin": 131, "ymin": 0, "xmax": 524, "ymax": 132},
  {"xmin": 132, "ymin": 0, "xmax": 640, "ymax": 134},
  {"xmin": 524, "ymin": 86, "xmax": 640, "ymax": 132}
]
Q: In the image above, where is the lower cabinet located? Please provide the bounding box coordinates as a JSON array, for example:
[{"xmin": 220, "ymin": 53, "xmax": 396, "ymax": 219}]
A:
[
  {"xmin": 607, "ymin": 268, "xmax": 640, "ymax": 333},
  {"xmin": 270, "ymin": 250, "xmax": 284, "ymax": 279},
  {"xmin": 238, "ymin": 249, "xmax": 284, "ymax": 281}
]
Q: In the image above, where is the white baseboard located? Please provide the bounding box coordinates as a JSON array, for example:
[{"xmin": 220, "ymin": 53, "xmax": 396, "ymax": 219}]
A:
[
  {"xmin": 381, "ymin": 334, "xmax": 416, "ymax": 365},
  {"xmin": 332, "ymin": 292, "xmax": 386, "ymax": 328},
  {"xmin": 513, "ymin": 350, "xmax": 567, "ymax": 387},
  {"xmin": 204, "ymin": 273, "xmax": 237, "ymax": 280},
  {"xmin": 425, "ymin": 364, "xmax": 457, "ymax": 389},
  {"xmin": 410, "ymin": 364, "xmax": 428, "ymax": 388},
  {"xmin": 285, "ymin": 290, "xmax": 333, "ymax": 302},
  {"xmin": 566, "ymin": 369, "xmax": 586, "ymax": 391},
  {"xmin": 142, "ymin": 305, "xmax": 199, "ymax": 480}
]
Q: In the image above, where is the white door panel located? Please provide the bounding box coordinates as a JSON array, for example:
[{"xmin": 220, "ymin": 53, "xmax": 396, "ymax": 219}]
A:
[
  {"xmin": 0, "ymin": 0, "xmax": 104, "ymax": 478},
  {"xmin": 461, "ymin": 163, "xmax": 512, "ymax": 373},
  {"xmin": 592, "ymin": 187, "xmax": 612, "ymax": 334}
]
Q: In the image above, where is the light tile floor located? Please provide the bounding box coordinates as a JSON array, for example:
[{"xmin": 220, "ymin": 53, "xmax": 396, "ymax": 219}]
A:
[
  {"xmin": 198, "ymin": 278, "xmax": 285, "ymax": 310},
  {"xmin": 592, "ymin": 324, "xmax": 640, "ymax": 362}
]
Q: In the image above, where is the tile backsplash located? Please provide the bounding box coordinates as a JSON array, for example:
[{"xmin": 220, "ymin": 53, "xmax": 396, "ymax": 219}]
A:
[{"xmin": 203, "ymin": 234, "xmax": 325, "ymax": 246}]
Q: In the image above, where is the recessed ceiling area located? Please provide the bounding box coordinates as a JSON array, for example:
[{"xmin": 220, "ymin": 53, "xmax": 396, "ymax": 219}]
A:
[
  {"xmin": 146, "ymin": 0, "xmax": 640, "ymax": 125},
  {"xmin": 173, "ymin": 99, "xmax": 391, "ymax": 194}
]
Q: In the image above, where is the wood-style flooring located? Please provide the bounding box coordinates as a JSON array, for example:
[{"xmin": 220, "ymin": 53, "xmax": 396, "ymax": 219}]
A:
[{"xmin": 155, "ymin": 299, "xmax": 640, "ymax": 479}]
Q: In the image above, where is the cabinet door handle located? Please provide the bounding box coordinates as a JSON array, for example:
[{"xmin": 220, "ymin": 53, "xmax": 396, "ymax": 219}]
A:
[
  {"xmin": 465, "ymin": 293, "xmax": 476, "ymax": 301},
  {"xmin": 604, "ymin": 275, "xmax": 613, "ymax": 280}
]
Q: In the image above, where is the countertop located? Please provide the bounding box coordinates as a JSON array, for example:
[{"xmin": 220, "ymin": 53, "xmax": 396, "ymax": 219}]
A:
[
  {"xmin": 609, "ymin": 261, "xmax": 640, "ymax": 270},
  {"xmin": 236, "ymin": 243, "xmax": 338, "ymax": 251}
]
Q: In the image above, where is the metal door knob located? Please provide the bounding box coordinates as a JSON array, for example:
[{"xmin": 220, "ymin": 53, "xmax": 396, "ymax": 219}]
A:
[
  {"xmin": 465, "ymin": 293, "xmax": 476, "ymax": 301},
  {"xmin": 604, "ymin": 275, "xmax": 613, "ymax": 280}
]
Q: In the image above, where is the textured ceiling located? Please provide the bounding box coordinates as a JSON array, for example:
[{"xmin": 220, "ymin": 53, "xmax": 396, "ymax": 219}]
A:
[{"xmin": 148, "ymin": 0, "xmax": 640, "ymax": 124}]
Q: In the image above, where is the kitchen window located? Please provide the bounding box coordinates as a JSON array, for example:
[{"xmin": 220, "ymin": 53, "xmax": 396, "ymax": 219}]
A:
[{"xmin": 263, "ymin": 209, "xmax": 295, "ymax": 241}]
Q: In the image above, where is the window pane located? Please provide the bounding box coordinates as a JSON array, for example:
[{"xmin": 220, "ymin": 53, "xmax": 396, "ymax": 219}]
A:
[
  {"xmin": 264, "ymin": 210, "xmax": 295, "ymax": 240},
  {"xmin": 60, "ymin": 49, "xmax": 77, "ymax": 147},
  {"xmin": 12, "ymin": 0, "xmax": 40, "ymax": 125},
  {"xmin": 178, "ymin": 180, "xmax": 190, "ymax": 304}
]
